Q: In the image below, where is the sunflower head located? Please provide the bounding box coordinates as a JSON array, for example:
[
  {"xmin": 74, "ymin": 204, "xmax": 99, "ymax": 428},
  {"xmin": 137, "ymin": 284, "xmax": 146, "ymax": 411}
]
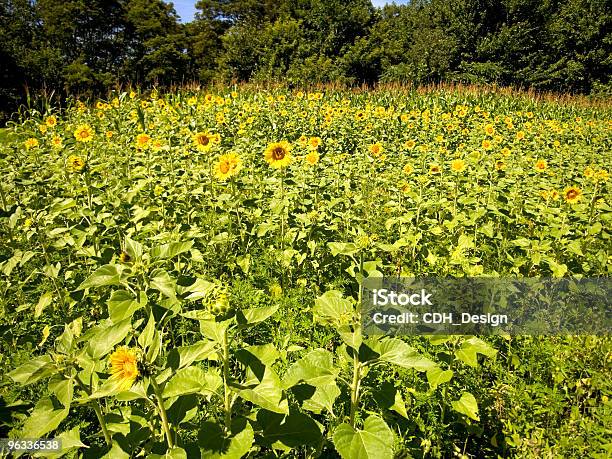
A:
[
  {"xmin": 451, "ymin": 159, "xmax": 466, "ymax": 173},
  {"xmin": 264, "ymin": 141, "xmax": 292, "ymax": 169},
  {"xmin": 119, "ymin": 251, "xmax": 132, "ymax": 263},
  {"xmin": 24, "ymin": 138, "xmax": 39, "ymax": 149},
  {"xmin": 429, "ymin": 164, "xmax": 441, "ymax": 174},
  {"xmin": 564, "ymin": 186, "xmax": 582, "ymax": 204},
  {"xmin": 403, "ymin": 163, "xmax": 414, "ymax": 175},
  {"xmin": 308, "ymin": 137, "xmax": 322, "ymax": 150},
  {"xmin": 214, "ymin": 153, "xmax": 242, "ymax": 180},
  {"xmin": 74, "ymin": 125, "xmax": 94, "ymax": 142},
  {"xmin": 369, "ymin": 143, "xmax": 384, "ymax": 157},
  {"xmin": 136, "ymin": 133, "xmax": 151, "ymax": 148},
  {"xmin": 108, "ymin": 347, "xmax": 139, "ymax": 391},
  {"xmin": 45, "ymin": 116, "xmax": 57, "ymax": 127},
  {"xmin": 305, "ymin": 151, "xmax": 320, "ymax": 166},
  {"xmin": 534, "ymin": 159, "xmax": 547, "ymax": 172},
  {"xmin": 193, "ymin": 132, "xmax": 213, "ymax": 151},
  {"xmin": 66, "ymin": 155, "xmax": 86, "ymax": 173}
]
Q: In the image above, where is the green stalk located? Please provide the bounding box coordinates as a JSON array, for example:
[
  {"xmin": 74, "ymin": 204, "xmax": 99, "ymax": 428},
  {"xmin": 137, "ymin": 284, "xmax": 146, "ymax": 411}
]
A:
[
  {"xmin": 349, "ymin": 252, "xmax": 365, "ymax": 428},
  {"xmin": 222, "ymin": 329, "xmax": 232, "ymax": 431},
  {"xmin": 92, "ymin": 401, "xmax": 112, "ymax": 446},
  {"xmin": 150, "ymin": 377, "xmax": 175, "ymax": 449}
]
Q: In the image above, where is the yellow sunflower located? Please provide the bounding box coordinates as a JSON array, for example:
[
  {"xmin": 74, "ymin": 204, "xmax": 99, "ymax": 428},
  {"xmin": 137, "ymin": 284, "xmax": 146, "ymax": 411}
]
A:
[
  {"xmin": 24, "ymin": 138, "xmax": 39, "ymax": 149},
  {"xmin": 264, "ymin": 141, "xmax": 292, "ymax": 169},
  {"xmin": 534, "ymin": 159, "xmax": 547, "ymax": 172},
  {"xmin": 66, "ymin": 155, "xmax": 86, "ymax": 173},
  {"xmin": 403, "ymin": 163, "xmax": 414, "ymax": 175},
  {"xmin": 214, "ymin": 153, "xmax": 242, "ymax": 180},
  {"xmin": 193, "ymin": 131, "xmax": 213, "ymax": 151},
  {"xmin": 564, "ymin": 186, "xmax": 582, "ymax": 204},
  {"xmin": 308, "ymin": 137, "xmax": 322, "ymax": 150},
  {"xmin": 451, "ymin": 159, "xmax": 466, "ymax": 173},
  {"xmin": 429, "ymin": 163, "xmax": 442, "ymax": 174},
  {"xmin": 305, "ymin": 151, "xmax": 320, "ymax": 165},
  {"xmin": 74, "ymin": 124, "xmax": 94, "ymax": 142},
  {"xmin": 136, "ymin": 133, "xmax": 151, "ymax": 149},
  {"xmin": 108, "ymin": 347, "xmax": 139, "ymax": 391},
  {"xmin": 369, "ymin": 143, "xmax": 384, "ymax": 157},
  {"xmin": 45, "ymin": 116, "xmax": 57, "ymax": 128},
  {"xmin": 482, "ymin": 139, "xmax": 492, "ymax": 150},
  {"xmin": 404, "ymin": 139, "xmax": 416, "ymax": 150},
  {"xmin": 51, "ymin": 136, "xmax": 63, "ymax": 148}
]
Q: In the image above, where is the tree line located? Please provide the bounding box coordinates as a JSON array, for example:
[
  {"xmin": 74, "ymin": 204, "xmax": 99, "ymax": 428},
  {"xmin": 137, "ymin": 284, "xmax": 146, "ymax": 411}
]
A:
[{"xmin": 1, "ymin": 0, "xmax": 610, "ymax": 117}]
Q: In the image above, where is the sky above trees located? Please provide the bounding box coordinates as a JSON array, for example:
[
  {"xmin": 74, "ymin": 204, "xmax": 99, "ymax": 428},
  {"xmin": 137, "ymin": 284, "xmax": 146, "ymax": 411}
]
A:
[{"xmin": 171, "ymin": 0, "xmax": 409, "ymax": 22}]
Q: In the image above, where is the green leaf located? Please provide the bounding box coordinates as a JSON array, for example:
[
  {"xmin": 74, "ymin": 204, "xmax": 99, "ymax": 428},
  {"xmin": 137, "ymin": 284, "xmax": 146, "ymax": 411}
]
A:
[
  {"xmin": 427, "ymin": 367, "xmax": 454, "ymax": 390},
  {"xmin": 163, "ymin": 367, "xmax": 222, "ymax": 398},
  {"xmin": 454, "ymin": 337, "xmax": 497, "ymax": 368},
  {"xmin": 149, "ymin": 447, "xmax": 188, "ymax": 459},
  {"xmin": 199, "ymin": 421, "xmax": 254, "ymax": 459},
  {"xmin": 301, "ymin": 383, "xmax": 341, "ymax": 414},
  {"xmin": 9, "ymin": 356, "xmax": 56, "ymax": 385},
  {"xmin": 168, "ymin": 340, "xmax": 217, "ymax": 369},
  {"xmin": 87, "ymin": 319, "xmax": 131, "ymax": 359},
  {"xmin": 372, "ymin": 382, "xmax": 408, "ymax": 418},
  {"xmin": 261, "ymin": 412, "xmax": 323, "ymax": 449},
  {"xmin": 108, "ymin": 290, "xmax": 145, "ymax": 323},
  {"xmin": 333, "ymin": 415, "xmax": 394, "ymax": 459},
  {"xmin": 138, "ymin": 313, "xmax": 156, "ymax": 350},
  {"xmin": 34, "ymin": 291, "xmax": 53, "ymax": 318},
  {"xmin": 367, "ymin": 337, "xmax": 437, "ymax": 371},
  {"xmin": 150, "ymin": 269, "xmax": 177, "ymax": 299},
  {"xmin": 237, "ymin": 305, "xmax": 279, "ymax": 326},
  {"xmin": 34, "ymin": 426, "xmax": 87, "ymax": 457},
  {"xmin": 125, "ymin": 237, "xmax": 144, "ymax": 261},
  {"xmin": 21, "ymin": 396, "xmax": 70, "ymax": 438},
  {"xmin": 49, "ymin": 377, "xmax": 73, "ymax": 407},
  {"xmin": 313, "ymin": 290, "xmax": 353, "ymax": 325},
  {"xmin": 283, "ymin": 349, "xmax": 338, "ymax": 389},
  {"xmin": 77, "ymin": 264, "xmax": 123, "ymax": 290},
  {"xmin": 150, "ymin": 241, "xmax": 194, "ymax": 260},
  {"xmin": 239, "ymin": 367, "xmax": 288, "ymax": 414},
  {"xmin": 328, "ymin": 242, "xmax": 359, "ymax": 257},
  {"xmin": 451, "ymin": 392, "xmax": 480, "ymax": 421}
]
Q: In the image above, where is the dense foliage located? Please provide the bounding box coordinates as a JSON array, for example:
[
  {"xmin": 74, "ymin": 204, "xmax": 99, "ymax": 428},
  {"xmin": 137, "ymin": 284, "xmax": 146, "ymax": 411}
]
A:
[
  {"xmin": 0, "ymin": 86, "xmax": 610, "ymax": 457},
  {"xmin": 2, "ymin": 0, "xmax": 611, "ymax": 119}
]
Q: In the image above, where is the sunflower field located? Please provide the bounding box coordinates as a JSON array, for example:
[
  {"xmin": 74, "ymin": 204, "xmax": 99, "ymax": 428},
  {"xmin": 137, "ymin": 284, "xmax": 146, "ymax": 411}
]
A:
[{"xmin": 0, "ymin": 87, "xmax": 610, "ymax": 458}]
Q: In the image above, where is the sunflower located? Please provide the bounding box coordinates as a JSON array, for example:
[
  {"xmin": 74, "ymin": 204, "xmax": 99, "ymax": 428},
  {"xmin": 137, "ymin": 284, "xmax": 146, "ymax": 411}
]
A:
[
  {"xmin": 108, "ymin": 347, "xmax": 139, "ymax": 391},
  {"xmin": 264, "ymin": 141, "xmax": 292, "ymax": 169},
  {"xmin": 304, "ymin": 151, "xmax": 320, "ymax": 165},
  {"xmin": 403, "ymin": 163, "xmax": 414, "ymax": 175},
  {"xmin": 214, "ymin": 153, "xmax": 242, "ymax": 180},
  {"xmin": 66, "ymin": 155, "xmax": 86, "ymax": 173},
  {"xmin": 404, "ymin": 139, "xmax": 416, "ymax": 150},
  {"xmin": 482, "ymin": 139, "xmax": 492, "ymax": 150},
  {"xmin": 429, "ymin": 163, "xmax": 441, "ymax": 174},
  {"xmin": 584, "ymin": 166, "xmax": 595, "ymax": 179},
  {"xmin": 51, "ymin": 136, "xmax": 63, "ymax": 148},
  {"xmin": 451, "ymin": 159, "xmax": 466, "ymax": 173},
  {"xmin": 516, "ymin": 131, "xmax": 525, "ymax": 140},
  {"xmin": 495, "ymin": 160, "xmax": 506, "ymax": 171},
  {"xmin": 24, "ymin": 138, "xmax": 39, "ymax": 149},
  {"xmin": 484, "ymin": 123, "xmax": 495, "ymax": 136},
  {"xmin": 193, "ymin": 131, "xmax": 213, "ymax": 151},
  {"xmin": 369, "ymin": 143, "xmax": 384, "ymax": 157},
  {"xmin": 45, "ymin": 116, "xmax": 57, "ymax": 128},
  {"xmin": 534, "ymin": 159, "xmax": 547, "ymax": 172},
  {"xmin": 595, "ymin": 169, "xmax": 609, "ymax": 182},
  {"xmin": 564, "ymin": 186, "xmax": 582, "ymax": 204},
  {"xmin": 136, "ymin": 133, "xmax": 151, "ymax": 149},
  {"xmin": 308, "ymin": 137, "xmax": 322, "ymax": 150},
  {"xmin": 74, "ymin": 124, "xmax": 94, "ymax": 142}
]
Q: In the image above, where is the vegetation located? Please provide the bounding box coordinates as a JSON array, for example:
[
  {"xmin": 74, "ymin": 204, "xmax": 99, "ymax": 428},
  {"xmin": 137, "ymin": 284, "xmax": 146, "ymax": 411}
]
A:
[
  {"xmin": 2, "ymin": 0, "xmax": 611, "ymax": 120},
  {"xmin": 0, "ymin": 86, "xmax": 610, "ymax": 457}
]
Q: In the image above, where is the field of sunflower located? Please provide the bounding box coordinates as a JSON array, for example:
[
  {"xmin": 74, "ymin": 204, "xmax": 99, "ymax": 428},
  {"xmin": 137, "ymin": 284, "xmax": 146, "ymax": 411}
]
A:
[{"xmin": 0, "ymin": 87, "xmax": 610, "ymax": 458}]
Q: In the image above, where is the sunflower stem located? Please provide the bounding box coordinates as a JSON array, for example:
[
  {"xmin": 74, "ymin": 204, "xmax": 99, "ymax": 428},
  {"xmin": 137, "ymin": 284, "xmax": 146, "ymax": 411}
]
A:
[
  {"xmin": 222, "ymin": 328, "xmax": 232, "ymax": 431},
  {"xmin": 93, "ymin": 400, "xmax": 112, "ymax": 446},
  {"xmin": 150, "ymin": 376, "xmax": 175, "ymax": 449}
]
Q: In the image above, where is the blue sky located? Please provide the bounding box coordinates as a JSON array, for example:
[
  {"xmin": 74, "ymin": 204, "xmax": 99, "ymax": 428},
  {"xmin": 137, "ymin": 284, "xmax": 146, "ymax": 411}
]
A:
[{"xmin": 171, "ymin": 1, "xmax": 409, "ymax": 23}]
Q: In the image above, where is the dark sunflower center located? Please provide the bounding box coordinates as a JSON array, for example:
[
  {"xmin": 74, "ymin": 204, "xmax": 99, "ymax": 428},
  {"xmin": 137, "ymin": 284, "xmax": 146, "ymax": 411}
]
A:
[
  {"xmin": 272, "ymin": 147, "xmax": 286, "ymax": 160},
  {"xmin": 220, "ymin": 162, "xmax": 230, "ymax": 174},
  {"xmin": 197, "ymin": 134, "xmax": 210, "ymax": 146},
  {"xmin": 567, "ymin": 190, "xmax": 578, "ymax": 199}
]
